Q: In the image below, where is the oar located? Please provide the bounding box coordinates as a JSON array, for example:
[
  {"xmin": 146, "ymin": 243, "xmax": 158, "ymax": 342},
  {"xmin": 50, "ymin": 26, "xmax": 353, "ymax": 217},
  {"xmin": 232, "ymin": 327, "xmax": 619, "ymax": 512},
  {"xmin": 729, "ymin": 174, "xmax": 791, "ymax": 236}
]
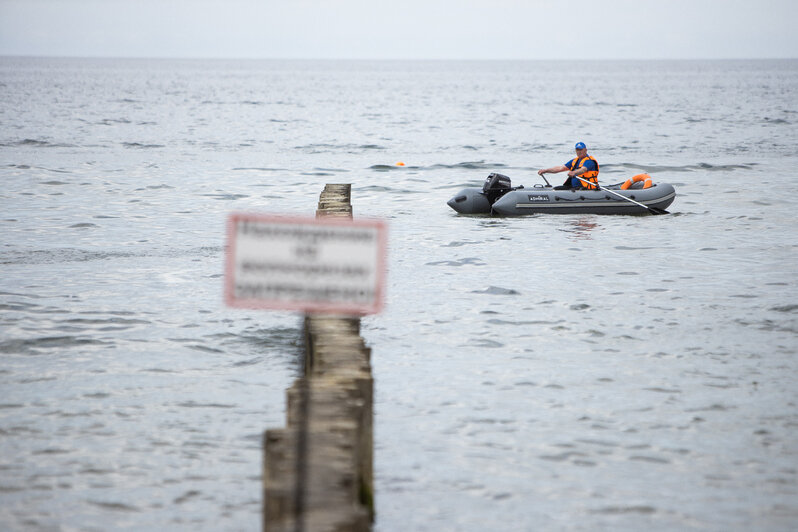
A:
[{"xmin": 572, "ymin": 175, "xmax": 669, "ymax": 215}]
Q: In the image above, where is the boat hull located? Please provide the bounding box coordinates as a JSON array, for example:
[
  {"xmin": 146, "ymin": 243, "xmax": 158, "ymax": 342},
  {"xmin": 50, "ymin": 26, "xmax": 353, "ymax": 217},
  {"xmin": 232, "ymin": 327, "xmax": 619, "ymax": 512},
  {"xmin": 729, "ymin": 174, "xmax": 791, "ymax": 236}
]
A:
[{"xmin": 448, "ymin": 183, "xmax": 676, "ymax": 216}]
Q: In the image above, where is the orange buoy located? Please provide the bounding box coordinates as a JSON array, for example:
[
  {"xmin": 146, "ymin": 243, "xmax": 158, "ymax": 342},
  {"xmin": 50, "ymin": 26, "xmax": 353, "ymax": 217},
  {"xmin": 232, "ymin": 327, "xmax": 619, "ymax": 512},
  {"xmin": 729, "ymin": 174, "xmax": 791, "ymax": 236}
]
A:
[
  {"xmin": 621, "ymin": 173, "xmax": 653, "ymax": 190},
  {"xmin": 396, "ymin": 161, "xmax": 406, "ymax": 167}
]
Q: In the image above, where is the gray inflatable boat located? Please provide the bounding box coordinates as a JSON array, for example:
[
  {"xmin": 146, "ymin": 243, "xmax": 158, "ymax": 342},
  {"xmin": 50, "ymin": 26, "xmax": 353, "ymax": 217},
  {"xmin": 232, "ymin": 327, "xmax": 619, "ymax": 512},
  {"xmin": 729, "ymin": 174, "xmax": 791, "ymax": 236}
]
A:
[{"xmin": 448, "ymin": 173, "xmax": 676, "ymax": 216}]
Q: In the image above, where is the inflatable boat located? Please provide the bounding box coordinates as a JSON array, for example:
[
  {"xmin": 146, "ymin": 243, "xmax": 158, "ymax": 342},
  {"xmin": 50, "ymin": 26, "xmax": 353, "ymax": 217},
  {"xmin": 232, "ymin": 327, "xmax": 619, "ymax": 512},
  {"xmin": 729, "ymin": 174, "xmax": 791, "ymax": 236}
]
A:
[{"xmin": 447, "ymin": 173, "xmax": 676, "ymax": 216}]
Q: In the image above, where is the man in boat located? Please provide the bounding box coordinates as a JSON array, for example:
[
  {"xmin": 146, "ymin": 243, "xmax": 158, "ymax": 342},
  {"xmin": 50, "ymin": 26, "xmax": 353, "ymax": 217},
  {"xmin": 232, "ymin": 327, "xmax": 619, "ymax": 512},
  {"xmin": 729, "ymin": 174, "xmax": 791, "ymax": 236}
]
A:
[{"xmin": 537, "ymin": 142, "xmax": 600, "ymax": 190}]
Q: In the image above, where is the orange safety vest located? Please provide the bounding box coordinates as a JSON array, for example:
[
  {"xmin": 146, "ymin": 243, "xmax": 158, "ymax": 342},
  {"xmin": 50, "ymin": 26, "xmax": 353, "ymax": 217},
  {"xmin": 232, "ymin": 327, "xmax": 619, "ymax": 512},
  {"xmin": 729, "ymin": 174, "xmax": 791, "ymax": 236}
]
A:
[{"xmin": 569, "ymin": 155, "xmax": 600, "ymax": 189}]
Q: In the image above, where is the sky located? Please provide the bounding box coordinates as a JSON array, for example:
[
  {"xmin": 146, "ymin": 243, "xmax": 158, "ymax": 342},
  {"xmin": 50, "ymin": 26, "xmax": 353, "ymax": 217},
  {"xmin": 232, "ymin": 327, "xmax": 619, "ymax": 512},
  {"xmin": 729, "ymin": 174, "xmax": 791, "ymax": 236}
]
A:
[{"xmin": 1, "ymin": 0, "xmax": 797, "ymax": 61}]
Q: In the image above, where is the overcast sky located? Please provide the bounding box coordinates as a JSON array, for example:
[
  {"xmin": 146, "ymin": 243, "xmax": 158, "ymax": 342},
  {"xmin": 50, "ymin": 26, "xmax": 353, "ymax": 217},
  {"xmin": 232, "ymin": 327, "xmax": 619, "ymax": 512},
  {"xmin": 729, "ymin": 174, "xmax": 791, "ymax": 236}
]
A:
[{"xmin": 1, "ymin": 0, "xmax": 796, "ymax": 60}]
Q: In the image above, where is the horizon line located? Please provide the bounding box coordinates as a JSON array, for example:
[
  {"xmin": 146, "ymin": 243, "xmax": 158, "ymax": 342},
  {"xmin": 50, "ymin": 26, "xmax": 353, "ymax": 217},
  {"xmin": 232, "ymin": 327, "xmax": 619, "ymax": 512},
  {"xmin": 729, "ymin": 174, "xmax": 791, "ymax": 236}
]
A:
[{"xmin": 2, "ymin": 53, "xmax": 797, "ymax": 62}]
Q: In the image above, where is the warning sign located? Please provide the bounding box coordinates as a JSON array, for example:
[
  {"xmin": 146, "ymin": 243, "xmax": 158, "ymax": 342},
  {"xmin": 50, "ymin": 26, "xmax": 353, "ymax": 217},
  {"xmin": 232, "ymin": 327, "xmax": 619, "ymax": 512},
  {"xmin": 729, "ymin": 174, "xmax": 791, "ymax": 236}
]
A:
[{"xmin": 225, "ymin": 214, "xmax": 387, "ymax": 314}]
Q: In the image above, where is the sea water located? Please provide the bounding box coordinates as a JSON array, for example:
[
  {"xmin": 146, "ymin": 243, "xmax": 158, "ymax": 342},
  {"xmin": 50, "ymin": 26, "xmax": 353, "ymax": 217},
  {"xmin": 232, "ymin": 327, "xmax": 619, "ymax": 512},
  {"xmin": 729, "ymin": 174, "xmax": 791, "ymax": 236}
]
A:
[{"xmin": 1, "ymin": 57, "xmax": 797, "ymax": 531}]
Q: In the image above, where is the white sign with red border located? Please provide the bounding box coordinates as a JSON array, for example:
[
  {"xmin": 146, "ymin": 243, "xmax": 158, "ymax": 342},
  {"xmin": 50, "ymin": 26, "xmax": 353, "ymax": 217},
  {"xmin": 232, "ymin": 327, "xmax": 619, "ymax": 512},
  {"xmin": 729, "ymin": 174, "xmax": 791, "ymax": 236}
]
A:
[{"xmin": 225, "ymin": 213, "xmax": 387, "ymax": 315}]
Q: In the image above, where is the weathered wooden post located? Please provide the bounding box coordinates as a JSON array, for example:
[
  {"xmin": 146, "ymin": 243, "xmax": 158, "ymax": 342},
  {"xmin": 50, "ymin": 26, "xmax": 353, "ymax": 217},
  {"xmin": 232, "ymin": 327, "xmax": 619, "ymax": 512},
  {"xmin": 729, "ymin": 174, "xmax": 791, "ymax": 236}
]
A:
[{"xmin": 262, "ymin": 184, "xmax": 376, "ymax": 532}]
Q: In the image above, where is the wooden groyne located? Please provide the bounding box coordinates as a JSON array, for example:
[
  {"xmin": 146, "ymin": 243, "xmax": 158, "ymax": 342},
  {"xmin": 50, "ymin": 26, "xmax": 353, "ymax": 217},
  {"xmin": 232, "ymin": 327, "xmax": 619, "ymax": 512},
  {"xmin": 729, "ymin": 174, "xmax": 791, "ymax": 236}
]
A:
[{"xmin": 263, "ymin": 184, "xmax": 374, "ymax": 532}]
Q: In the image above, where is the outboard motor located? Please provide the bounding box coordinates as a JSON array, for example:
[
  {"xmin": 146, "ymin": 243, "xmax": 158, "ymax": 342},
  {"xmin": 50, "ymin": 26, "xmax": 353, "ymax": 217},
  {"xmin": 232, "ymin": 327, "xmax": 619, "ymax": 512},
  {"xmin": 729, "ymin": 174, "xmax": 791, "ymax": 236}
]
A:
[
  {"xmin": 447, "ymin": 172, "xmax": 520, "ymax": 214},
  {"xmin": 482, "ymin": 173, "xmax": 512, "ymax": 204}
]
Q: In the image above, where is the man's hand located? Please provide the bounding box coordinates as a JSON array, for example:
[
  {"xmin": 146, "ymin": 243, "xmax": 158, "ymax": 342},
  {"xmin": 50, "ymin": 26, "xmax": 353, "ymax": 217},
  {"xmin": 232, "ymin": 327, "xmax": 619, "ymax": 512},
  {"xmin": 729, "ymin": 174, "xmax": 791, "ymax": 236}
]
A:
[{"xmin": 567, "ymin": 168, "xmax": 585, "ymax": 178}]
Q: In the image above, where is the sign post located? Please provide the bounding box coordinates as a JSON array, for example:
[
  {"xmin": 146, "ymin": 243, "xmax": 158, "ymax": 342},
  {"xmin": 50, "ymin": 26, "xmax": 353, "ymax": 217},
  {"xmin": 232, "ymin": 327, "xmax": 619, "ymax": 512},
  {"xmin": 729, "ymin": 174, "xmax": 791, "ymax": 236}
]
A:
[{"xmin": 225, "ymin": 213, "xmax": 387, "ymax": 315}]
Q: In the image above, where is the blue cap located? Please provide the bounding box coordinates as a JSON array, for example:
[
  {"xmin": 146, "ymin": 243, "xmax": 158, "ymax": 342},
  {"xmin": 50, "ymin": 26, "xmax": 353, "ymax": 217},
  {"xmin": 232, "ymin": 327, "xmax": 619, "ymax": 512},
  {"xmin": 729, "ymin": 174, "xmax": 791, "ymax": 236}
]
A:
[{"xmin": 575, "ymin": 142, "xmax": 586, "ymax": 150}]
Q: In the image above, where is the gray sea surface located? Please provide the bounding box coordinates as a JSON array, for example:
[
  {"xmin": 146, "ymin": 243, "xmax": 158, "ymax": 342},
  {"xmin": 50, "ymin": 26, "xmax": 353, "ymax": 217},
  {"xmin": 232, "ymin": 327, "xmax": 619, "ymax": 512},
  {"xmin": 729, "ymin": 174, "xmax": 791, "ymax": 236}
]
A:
[{"xmin": 1, "ymin": 57, "xmax": 797, "ymax": 531}]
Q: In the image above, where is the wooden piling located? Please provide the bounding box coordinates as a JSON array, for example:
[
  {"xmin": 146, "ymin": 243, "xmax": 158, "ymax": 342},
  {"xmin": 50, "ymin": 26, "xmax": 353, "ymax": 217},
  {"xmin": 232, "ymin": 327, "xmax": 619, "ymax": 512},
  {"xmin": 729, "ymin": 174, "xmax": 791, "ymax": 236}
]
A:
[{"xmin": 264, "ymin": 184, "xmax": 374, "ymax": 532}]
